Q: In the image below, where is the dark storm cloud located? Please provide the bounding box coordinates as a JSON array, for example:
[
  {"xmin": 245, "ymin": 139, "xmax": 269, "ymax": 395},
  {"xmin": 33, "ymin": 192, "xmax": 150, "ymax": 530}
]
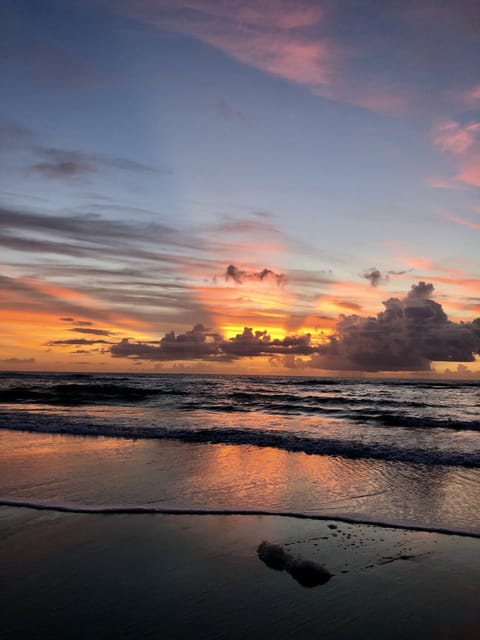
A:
[
  {"xmin": 313, "ymin": 282, "xmax": 480, "ymax": 371},
  {"xmin": 110, "ymin": 326, "xmax": 315, "ymax": 361},
  {"xmin": 225, "ymin": 264, "xmax": 287, "ymax": 286},
  {"xmin": 221, "ymin": 328, "xmax": 314, "ymax": 357},
  {"xmin": 109, "ymin": 283, "xmax": 480, "ymax": 371},
  {"xmin": 111, "ymin": 324, "xmax": 224, "ymax": 361}
]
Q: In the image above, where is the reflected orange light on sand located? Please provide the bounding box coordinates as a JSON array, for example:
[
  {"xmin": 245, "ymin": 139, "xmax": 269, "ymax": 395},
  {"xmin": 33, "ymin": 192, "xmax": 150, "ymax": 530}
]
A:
[{"xmin": 196, "ymin": 440, "xmax": 358, "ymax": 509}]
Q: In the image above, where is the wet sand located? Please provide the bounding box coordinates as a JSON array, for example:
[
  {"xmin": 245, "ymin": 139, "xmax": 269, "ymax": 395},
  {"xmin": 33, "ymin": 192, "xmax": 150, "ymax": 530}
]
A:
[
  {"xmin": 2, "ymin": 429, "xmax": 480, "ymax": 536},
  {"xmin": 2, "ymin": 506, "xmax": 479, "ymax": 640}
]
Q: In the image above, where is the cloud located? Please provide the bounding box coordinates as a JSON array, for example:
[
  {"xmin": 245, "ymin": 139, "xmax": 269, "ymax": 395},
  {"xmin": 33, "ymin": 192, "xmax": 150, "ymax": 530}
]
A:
[
  {"xmin": 69, "ymin": 328, "xmax": 112, "ymax": 336},
  {"xmin": 108, "ymin": 0, "xmax": 408, "ymax": 113},
  {"xmin": 221, "ymin": 327, "xmax": 314, "ymax": 357},
  {"xmin": 109, "ymin": 282, "xmax": 480, "ymax": 371},
  {"xmin": 313, "ymin": 282, "xmax": 480, "ymax": 371},
  {"xmin": 111, "ymin": 325, "xmax": 315, "ymax": 360},
  {"xmin": 225, "ymin": 264, "xmax": 286, "ymax": 286},
  {"xmin": 28, "ymin": 147, "xmax": 158, "ymax": 180},
  {"xmin": 457, "ymin": 161, "xmax": 480, "ymax": 188},
  {"xmin": 437, "ymin": 209, "xmax": 480, "ymax": 232},
  {"xmin": 0, "ymin": 206, "xmax": 187, "ymax": 255},
  {"xmin": 0, "ymin": 272, "xmax": 145, "ymax": 332},
  {"xmin": 46, "ymin": 339, "xmax": 112, "ymax": 346},
  {"xmin": 362, "ymin": 268, "xmax": 383, "ymax": 287},
  {"xmin": 362, "ymin": 267, "xmax": 412, "ymax": 287},
  {"xmin": 431, "ymin": 118, "xmax": 480, "ymax": 188},
  {"xmin": 0, "ymin": 358, "xmax": 36, "ymax": 364},
  {"xmin": 431, "ymin": 119, "xmax": 480, "ymax": 154},
  {"xmin": 0, "ymin": 121, "xmax": 164, "ymax": 180},
  {"xmin": 111, "ymin": 323, "xmax": 223, "ymax": 361}
]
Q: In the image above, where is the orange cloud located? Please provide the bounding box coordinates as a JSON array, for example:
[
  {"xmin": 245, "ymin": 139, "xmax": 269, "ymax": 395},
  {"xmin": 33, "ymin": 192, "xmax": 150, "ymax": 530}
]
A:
[
  {"xmin": 316, "ymin": 279, "xmax": 388, "ymax": 317},
  {"xmin": 0, "ymin": 274, "xmax": 148, "ymax": 358}
]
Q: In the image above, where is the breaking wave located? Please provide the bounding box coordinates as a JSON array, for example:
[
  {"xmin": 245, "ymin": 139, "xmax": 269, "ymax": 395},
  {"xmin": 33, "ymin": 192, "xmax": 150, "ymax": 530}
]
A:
[{"xmin": 1, "ymin": 415, "xmax": 479, "ymax": 468}]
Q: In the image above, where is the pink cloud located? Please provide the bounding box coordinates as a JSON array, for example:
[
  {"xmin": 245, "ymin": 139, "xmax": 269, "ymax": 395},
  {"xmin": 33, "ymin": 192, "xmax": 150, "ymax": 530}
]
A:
[
  {"xmin": 155, "ymin": 0, "xmax": 324, "ymax": 30},
  {"xmin": 427, "ymin": 176, "xmax": 466, "ymax": 190},
  {"xmin": 431, "ymin": 118, "xmax": 480, "ymax": 188},
  {"xmin": 202, "ymin": 28, "xmax": 334, "ymax": 89},
  {"xmin": 146, "ymin": 1, "xmax": 334, "ymax": 90},
  {"xmin": 431, "ymin": 119, "xmax": 480, "ymax": 154},
  {"xmin": 457, "ymin": 160, "xmax": 480, "ymax": 187},
  {"xmin": 112, "ymin": 0, "xmax": 407, "ymax": 113},
  {"xmin": 437, "ymin": 209, "xmax": 480, "ymax": 232}
]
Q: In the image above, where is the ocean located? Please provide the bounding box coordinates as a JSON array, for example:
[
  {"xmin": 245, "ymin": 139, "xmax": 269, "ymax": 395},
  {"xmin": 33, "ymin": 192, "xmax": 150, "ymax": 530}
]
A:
[{"xmin": 1, "ymin": 372, "xmax": 479, "ymax": 536}]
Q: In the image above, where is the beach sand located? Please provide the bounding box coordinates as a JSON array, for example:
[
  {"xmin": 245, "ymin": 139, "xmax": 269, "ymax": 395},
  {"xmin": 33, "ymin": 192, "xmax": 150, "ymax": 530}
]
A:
[{"xmin": 2, "ymin": 506, "xmax": 479, "ymax": 640}]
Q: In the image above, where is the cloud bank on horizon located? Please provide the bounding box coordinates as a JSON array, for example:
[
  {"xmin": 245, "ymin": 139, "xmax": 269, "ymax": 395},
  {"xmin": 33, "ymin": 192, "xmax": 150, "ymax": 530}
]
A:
[{"xmin": 110, "ymin": 282, "xmax": 480, "ymax": 372}]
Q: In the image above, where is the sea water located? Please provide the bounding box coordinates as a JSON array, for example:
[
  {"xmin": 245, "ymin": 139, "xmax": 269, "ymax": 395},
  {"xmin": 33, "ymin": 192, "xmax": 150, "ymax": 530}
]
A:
[{"xmin": 1, "ymin": 372, "xmax": 479, "ymax": 535}]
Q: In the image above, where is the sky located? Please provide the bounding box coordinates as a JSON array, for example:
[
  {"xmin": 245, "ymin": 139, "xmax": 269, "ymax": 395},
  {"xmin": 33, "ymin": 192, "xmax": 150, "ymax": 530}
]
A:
[{"xmin": 1, "ymin": 0, "xmax": 480, "ymax": 376}]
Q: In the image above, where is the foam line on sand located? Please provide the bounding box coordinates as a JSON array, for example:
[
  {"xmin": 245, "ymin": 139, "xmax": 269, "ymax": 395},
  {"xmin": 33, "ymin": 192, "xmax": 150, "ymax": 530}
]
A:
[{"xmin": 1, "ymin": 498, "xmax": 480, "ymax": 539}]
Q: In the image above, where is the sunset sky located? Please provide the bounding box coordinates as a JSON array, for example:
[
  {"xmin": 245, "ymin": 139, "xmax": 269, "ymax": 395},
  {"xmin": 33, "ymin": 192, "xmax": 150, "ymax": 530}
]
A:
[{"xmin": 1, "ymin": 0, "xmax": 479, "ymax": 375}]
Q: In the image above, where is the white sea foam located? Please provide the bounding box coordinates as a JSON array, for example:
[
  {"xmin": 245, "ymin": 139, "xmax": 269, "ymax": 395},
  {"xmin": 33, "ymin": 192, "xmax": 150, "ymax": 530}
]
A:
[{"xmin": 1, "ymin": 498, "xmax": 479, "ymax": 539}]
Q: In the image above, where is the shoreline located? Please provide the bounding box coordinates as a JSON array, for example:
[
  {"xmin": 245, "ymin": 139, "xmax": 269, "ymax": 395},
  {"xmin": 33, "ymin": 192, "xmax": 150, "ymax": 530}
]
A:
[
  {"xmin": 2, "ymin": 429, "xmax": 480, "ymax": 540},
  {"xmin": 2, "ymin": 498, "xmax": 480, "ymax": 539}
]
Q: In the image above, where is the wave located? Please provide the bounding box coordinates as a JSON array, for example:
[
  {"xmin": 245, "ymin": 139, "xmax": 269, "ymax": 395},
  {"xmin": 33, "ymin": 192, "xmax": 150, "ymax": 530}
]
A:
[
  {"xmin": 284, "ymin": 378, "xmax": 479, "ymax": 389},
  {"xmin": 0, "ymin": 385, "xmax": 458, "ymax": 422},
  {"xmin": 347, "ymin": 410, "xmax": 480, "ymax": 432},
  {"xmin": 0, "ymin": 384, "xmax": 188, "ymax": 404},
  {"xmin": 1, "ymin": 418, "xmax": 479, "ymax": 468},
  {"xmin": 1, "ymin": 497, "xmax": 479, "ymax": 539}
]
